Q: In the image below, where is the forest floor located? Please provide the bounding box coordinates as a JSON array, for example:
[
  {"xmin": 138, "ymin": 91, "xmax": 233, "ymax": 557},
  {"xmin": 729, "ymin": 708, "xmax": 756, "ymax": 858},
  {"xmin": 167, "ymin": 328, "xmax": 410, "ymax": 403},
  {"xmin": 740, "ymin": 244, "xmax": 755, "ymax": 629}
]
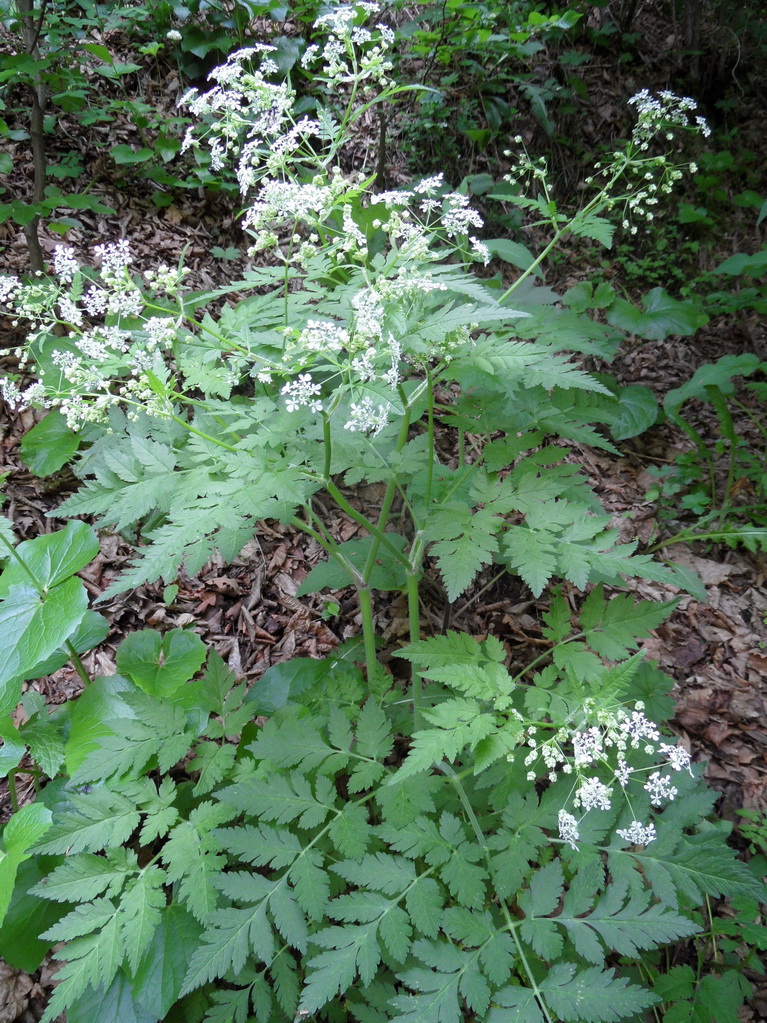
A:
[{"xmin": 1, "ymin": 4, "xmax": 766, "ymax": 1020}]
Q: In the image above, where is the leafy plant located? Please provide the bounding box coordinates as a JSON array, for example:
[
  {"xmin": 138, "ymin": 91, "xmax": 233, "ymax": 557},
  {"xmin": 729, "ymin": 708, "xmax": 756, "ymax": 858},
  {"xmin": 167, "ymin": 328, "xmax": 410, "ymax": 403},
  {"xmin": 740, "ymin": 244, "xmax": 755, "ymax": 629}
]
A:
[
  {"xmin": 392, "ymin": 2, "xmax": 582, "ymax": 173},
  {"xmin": 643, "ymin": 351, "xmax": 767, "ymax": 552},
  {"xmin": 1, "ymin": 5, "xmax": 763, "ymax": 1022}
]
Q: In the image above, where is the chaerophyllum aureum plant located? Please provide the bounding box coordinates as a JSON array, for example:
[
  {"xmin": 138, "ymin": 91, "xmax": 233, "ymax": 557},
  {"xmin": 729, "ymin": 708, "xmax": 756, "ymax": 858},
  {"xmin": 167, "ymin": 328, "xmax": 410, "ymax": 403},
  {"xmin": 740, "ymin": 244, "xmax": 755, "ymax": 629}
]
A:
[{"xmin": 0, "ymin": 5, "xmax": 764, "ymax": 1022}]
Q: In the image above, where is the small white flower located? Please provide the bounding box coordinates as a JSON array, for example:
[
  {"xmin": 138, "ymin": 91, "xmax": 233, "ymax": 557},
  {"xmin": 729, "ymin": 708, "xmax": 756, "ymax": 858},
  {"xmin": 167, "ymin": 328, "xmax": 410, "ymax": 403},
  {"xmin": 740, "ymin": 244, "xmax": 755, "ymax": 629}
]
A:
[
  {"xmin": 344, "ymin": 396, "xmax": 389, "ymax": 436},
  {"xmin": 0, "ymin": 377, "xmax": 24, "ymax": 409},
  {"xmin": 281, "ymin": 373, "xmax": 321, "ymax": 413},
  {"xmin": 644, "ymin": 771, "xmax": 678, "ymax": 805},
  {"xmin": 52, "ymin": 245, "xmax": 79, "ymax": 283},
  {"xmin": 166, "ymin": 29, "xmax": 182, "ymax": 42},
  {"xmin": 616, "ymin": 820, "xmax": 656, "ymax": 846},
  {"xmin": 58, "ymin": 295, "xmax": 82, "ymax": 326},
  {"xmin": 573, "ymin": 727, "xmax": 604, "ymax": 767},
  {"xmin": 574, "ymin": 776, "xmax": 612, "ymax": 812},
  {"xmin": 659, "ymin": 743, "xmax": 694, "ymax": 775},
  {"xmin": 0, "ymin": 275, "xmax": 21, "ymax": 305},
  {"xmin": 94, "ymin": 240, "xmax": 133, "ymax": 275},
  {"xmin": 558, "ymin": 810, "xmax": 580, "ymax": 850}
]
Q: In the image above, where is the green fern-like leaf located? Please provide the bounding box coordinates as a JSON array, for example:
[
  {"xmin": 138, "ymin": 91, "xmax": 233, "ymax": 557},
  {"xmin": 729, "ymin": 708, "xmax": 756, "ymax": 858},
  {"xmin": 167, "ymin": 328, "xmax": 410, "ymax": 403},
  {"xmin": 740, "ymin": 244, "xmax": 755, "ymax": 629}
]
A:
[
  {"xmin": 162, "ymin": 801, "xmax": 236, "ymax": 922},
  {"xmin": 32, "ymin": 789, "xmax": 142, "ymax": 855},
  {"xmin": 394, "ymin": 699, "xmax": 496, "ymax": 781},
  {"xmin": 422, "ymin": 504, "xmax": 502, "ymax": 601}
]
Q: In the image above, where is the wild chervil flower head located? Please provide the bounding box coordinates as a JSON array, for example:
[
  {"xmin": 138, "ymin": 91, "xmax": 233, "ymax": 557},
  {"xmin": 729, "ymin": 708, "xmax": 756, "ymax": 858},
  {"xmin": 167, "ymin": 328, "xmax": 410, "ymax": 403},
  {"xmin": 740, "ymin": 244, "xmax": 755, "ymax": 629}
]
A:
[{"xmin": 616, "ymin": 820, "xmax": 657, "ymax": 846}]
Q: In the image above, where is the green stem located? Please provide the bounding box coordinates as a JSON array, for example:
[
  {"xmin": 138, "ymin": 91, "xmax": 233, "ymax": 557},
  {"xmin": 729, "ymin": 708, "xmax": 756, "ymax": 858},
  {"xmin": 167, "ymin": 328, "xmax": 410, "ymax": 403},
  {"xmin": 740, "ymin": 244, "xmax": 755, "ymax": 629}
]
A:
[
  {"xmin": 322, "ymin": 413, "xmax": 332, "ymax": 481},
  {"xmin": 439, "ymin": 762, "xmax": 487, "ymax": 851},
  {"xmin": 499, "ymin": 227, "xmax": 564, "ymax": 303},
  {"xmin": 356, "ymin": 585, "xmax": 379, "ymax": 685},
  {"xmin": 7, "ymin": 773, "xmax": 19, "ymax": 813},
  {"xmin": 169, "ymin": 415, "xmax": 239, "ymax": 452},
  {"xmin": 444, "ymin": 765, "xmax": 555, "ymax": 1023},
  {"xmin": 289, "ymin": 514, "xmax": 365, "ymax": 588},
  {"xmin": 406, "ymin": 568, "xmax": 423, "ymax": 729},
  {"xmin": 424, "ymin": 367, "xmax": 435, "ymax": 507},
  {"xmin": 325, "ymin": 480, "xmax": 410, "ymax": 570},
  {"xmin": 0, "ymin": 534, "xmax": 42, "ymax": 591},
  {"xmin": 65, "ymin": 640, "xmax": 91, "ymax": 687},
  {"xmin": 362, "ymin": 406, "xmax": 413, "ymax": 580},
  {"xmin": 707, "ymin": 389, "xmax": 737, "ymax": 516}
]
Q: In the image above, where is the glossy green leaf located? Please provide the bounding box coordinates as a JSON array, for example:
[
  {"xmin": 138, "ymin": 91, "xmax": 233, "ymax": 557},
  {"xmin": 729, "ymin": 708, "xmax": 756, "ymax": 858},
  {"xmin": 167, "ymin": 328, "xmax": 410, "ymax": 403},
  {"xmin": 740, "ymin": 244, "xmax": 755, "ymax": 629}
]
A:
[
  {"xmin": 244, "ymin": 656, "xmax": 363, "ymax": 715},
  {"xmin": 116, "ymin": 629, "xmax": 207, "ymax": 698},
  {"xmin": 26, "ymin": 610, "xmax": 109, "ymax": 680},
  {"xmin": 297, "ymin": 534, "xmax": 409, "ymax": 596},
  {"xmin": 713, "ymin": 249, "xmax": 767, "ymax": 276},
  {"xmin": 484, "ymin": 238, "xmax": 536, "ymax": 271},
  {"xmin": 606, "ymin": 288, "xmax": 708, "ymax": 340},
  {"xmin": 0, "ymin": 521, "xmax": 98, "ymax": 596},
  {"xmin": 110, "ymin": 145, "xmax": 154, "ymax": 165},
  {"xmin": 664, "ymin": 354, "xmax": 761, "ymax": 420},
  {"xmin": 0, "ymin": 576, "xmax": 88, "ymax": 690},
  {"xmin": 132, "ymin": 905, "xmax": 203, "ymax": 1019},
  {"xmin": 20, "ymin": 411, "xmax": 81, "ymax": 477},
  {"xmin": 0, "ymin": 718, "xmax": 25, "ymax": 775},
  {"xmin": 0, "ymin": 802, "xmax": 53, "ymax": 925},
  {"xmin": 0, "ymin": 856, "xmax": 64, "ymax": 971},
  {"xmin": 68, "ymin": 970, "xmax": 159, "ymax": 1023},
  {"xmin": 609, "ymin": 385, "xmax": 658, "ymax": 441},
  {"xmin": 63, "ymin": 674, "xmax": 138, "ymax": 775}
]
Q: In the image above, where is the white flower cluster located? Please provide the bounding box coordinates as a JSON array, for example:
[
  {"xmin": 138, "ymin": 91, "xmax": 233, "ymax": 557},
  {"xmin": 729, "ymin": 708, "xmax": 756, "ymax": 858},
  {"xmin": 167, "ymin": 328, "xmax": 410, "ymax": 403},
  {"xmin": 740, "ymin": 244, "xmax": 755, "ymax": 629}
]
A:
[
  {"xmin": 281, "ymin": 373, "xmax": 322, "ymax": 414},
  {"xmin": 0, "ymin": 242, "xmax": 184, "ymax": 430},
  {"xmin": 628, "ymin": 89, "xmax": 710, "ymax": 147},
  {"xmin": 181, "ymin": 44, "xmax": 294, "ymax": 188},
  {"xmin": 306, "ymin": 2, "xmax": 394, "ymax": 87},
  {"xmin": 519, "ymin": 702, "xmax": 694, "ymax": 852},
  {"xmin": 344, "ymin": 395, "xmax": 389, "ymax": 436},
  {"xmin": 504, "ymin": 91, "xmax": 710, "ymax": 240}
]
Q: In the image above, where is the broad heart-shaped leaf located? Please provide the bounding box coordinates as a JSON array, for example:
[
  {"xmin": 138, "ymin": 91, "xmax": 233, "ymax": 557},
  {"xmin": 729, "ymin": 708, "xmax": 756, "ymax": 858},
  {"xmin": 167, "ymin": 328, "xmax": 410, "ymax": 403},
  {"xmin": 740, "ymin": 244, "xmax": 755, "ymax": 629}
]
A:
[
  {"xmin": 713, "ymin": 248, "xmax": 767, "ymax": 276},
  {"xmin": 131, "ymin": 905, "xmax": 203, "ymax": 1020},
  {"xmin": 0, "ymin": 576, "xmax": 89, "ymax": 691},
  {"xmin": 606, "ymin": 288, "xmax": 708, "ymax": 341},
  {"xmin": 116, "ymin": 628, "xmax": 207, "ymax": 698},
  {"xmin": 484, "ymin": 238, "xmax": 537, "ymax": 272},
  {"xmin": 67, "ymin": 970, "xmax": 158, "ymax": 1023},
  {"xmin": 297, "ymin": 534, "xmax": 409, "ymax": 596},
  {"xmin": 20, "ymin": 410, "xmax": 80, "ymax": 477},
  {"xmin": 63, "ymin": 674, "xmax": 138, "ymax": 775},
  {"xmin": 24, "ymin": 610, "xmax": 109, "ymax": 680},
  {"xmin": 0, "ymin": 856, "xmax": 65, "ymax": 972},
  {"xmin": 0, "ymin": 802, "xmax": 53, "ymax": 926},
  {"xmin": 0, "ymin": 520, "xmax": 98, "ymax": 597},
  {"xmin": 663, "ymin": 353, "xmax": 761, "ymax": 420},
  {"xmin": 608, "ymin": 384, "xmax": 658, "ymax": 441}
]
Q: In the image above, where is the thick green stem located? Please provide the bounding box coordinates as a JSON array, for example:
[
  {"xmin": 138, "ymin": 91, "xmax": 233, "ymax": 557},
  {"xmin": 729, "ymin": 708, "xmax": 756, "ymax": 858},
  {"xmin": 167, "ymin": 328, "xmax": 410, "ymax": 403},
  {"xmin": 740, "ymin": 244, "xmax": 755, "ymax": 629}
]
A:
[
  {"xmin": 361, "ymin": 406, "xmax": 413, "ymax": 579},
  {"xmin": 322, "ymin": 414, "xmax": 333, "ymax": 481},
  {"xmin": 356, "ymin": 585, "xmax": 379, "ymax": 684},
  {"xmin": 424, "ymin": 367, "xmax": 435, "ymax": 506},
  {"xmin": 170, "ymin": 415, "xmax": 239, "ymax": 452},
  {"xmin": 7, "ymin": 772, "xmax": 19, "ymax": 813},
  {"xmin": 325, "ymin": 480, "xmax": 410, "ymax": 569},
  {"xmin": 499, "ymin": 228, "xmax": 564, "ymax": 303},
  {"xmin": 65, "ymin": 640, "xmax": 91, "ymax": 687},
  {"xmin": 406, "ymin": 569, "xmax": 423, "ymax": 728},
  {"xmin": 445, "ymin": 765, "xmax": 555, "ymax": 1023}
]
